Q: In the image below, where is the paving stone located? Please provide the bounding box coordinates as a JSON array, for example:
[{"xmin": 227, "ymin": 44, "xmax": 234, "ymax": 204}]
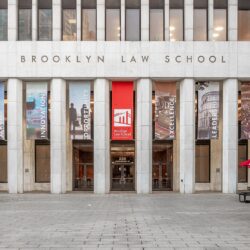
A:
[{"xmin": 0, "ymin": 193, "xmax": 249, "ymax": 249}]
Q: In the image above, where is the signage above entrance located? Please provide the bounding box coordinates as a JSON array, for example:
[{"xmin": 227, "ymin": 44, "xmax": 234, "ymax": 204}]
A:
[
  {"xmin": 112, "ymin": 82, "xmax": 134, "ymax": 141},
  {"xmin": 1, "ymin": 41, "xmax": 247, "ymax": 78}
]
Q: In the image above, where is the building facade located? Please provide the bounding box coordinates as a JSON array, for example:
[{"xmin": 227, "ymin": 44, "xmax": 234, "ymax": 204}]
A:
[{"xmin": 0, "ymin": 0, "xmax": 250, "ymax": 194}]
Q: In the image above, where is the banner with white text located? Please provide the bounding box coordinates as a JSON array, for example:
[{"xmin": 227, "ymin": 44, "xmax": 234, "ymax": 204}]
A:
[
  {"xmin": 112, "ymin": 82, "xmax": 134, "ymax": 140},
  {"xmin": 69, "ymin": 82, "xmax": 91, "ymax": 140},
  {"xmin": 0, "ymin": 82, "xmax": 5, "ymax": 140},
  {"xmin": 26, "ymin": 83, "xmax": 48, "ymax": 140},
  {"xmin": 155, "ymin": 82, "xmax": 176, "ymax": 140},
  {"xmin": 198, "ymin": 82, "xmax": 220, "ymax": 140}
]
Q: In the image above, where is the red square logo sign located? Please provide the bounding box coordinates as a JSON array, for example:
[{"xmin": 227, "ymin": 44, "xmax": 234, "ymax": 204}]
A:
[{"xmin": 112, "ymin": 82, "xmax": 133, "ymax": 140}]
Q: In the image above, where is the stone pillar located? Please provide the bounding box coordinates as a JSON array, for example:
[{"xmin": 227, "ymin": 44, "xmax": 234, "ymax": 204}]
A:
[
  {"xmin": 223, "ymin": 79, "xmax": 238, "ymax": 193},
  {"xmin": 141, "ymin": 0, "xmax": 149, "ymax": 41},
  {"xmin": 121, "ymin": 0, "xmax": 125, "ymax": 41},
  {"xmin": 76, "ymin": 0, "xmax": 81, "ymax": 41},
  {"xmin": 7, "ymin": 79, "xmax": 23, "ymax": 193},
  {"xmin": 208, "ymin": 0, "xmax": 214, "ymax": 41},
  {"xmin": 136, "ymin": 79, "xmax": 152, "ymax": 194},
  {"xmin": 179, "ymin": 79, "xmax": 195, "ymax": 193},
  {"xmin": 32, "ymin": 0, "xmax": 38, "ymax": 41},
  {"xmin": 8, "ymin": 0, "xmax": 18, "ymax": 41},
  {"xmin": 53, "ymin": 0, "xmax": 62, "ymax": 41},
  {"xmin": 94, "ymin": 79, "xmax": 110, "ymax": 194},
  {"xmin": 97, "ymin": 0, "xmax": 105, "ymax": 41},
  {"xmin": 228, "ymin": 0, "xmax": 237, "ymax": 41},
  {"xmin": 50, "ymin": 79, "xmax": 67, "ymax": 194},
  {"xmin": 164, "ymin": 0, "xmax": 170, "ymax": 41},
  {"xmin": 184, "ymin": 0, "xmax": 193, "ymax": 41}
]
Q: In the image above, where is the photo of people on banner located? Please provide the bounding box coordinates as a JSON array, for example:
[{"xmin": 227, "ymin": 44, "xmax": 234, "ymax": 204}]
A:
[
  {"xmin": 0, "ymin": 82, "xmax": 5, "ymax": 140},
  {"xmin": 241, "ymin": 83, "xmax": 250, "ymax": 139},
  {"xmin": 26, "ymin": 83, "xmax": 48, "ymax": 140},
  {"xmin": 155, "ymin": 82, "xmax": 176, "ymax": 140},
  {"xmin": 197, "ymin": 82, "xmax": 220, "ymax": 140},
  {"xmin": 69, "ymin": 82, "xmax": 91, "ymax": 140}
]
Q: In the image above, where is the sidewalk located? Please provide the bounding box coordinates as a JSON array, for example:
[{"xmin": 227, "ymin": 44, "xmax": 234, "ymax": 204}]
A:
[{"xmin": 0, "ymin": 192, "xmax": 249, "ymax": 249}]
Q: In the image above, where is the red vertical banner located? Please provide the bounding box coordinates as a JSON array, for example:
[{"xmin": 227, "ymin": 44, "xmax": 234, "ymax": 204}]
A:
[{"xmin": 112, "ymin": 82, "xmax": 134, "ymax": 140}]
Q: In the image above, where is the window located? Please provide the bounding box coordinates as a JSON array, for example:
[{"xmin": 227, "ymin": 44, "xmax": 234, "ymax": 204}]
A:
[
  {"xmin": 38, "ymin": 0, "xmax": 52, "ymax": 41},
  {"xmin": 82, "ymin": 0, "xmax": 96, "ymax": 40},
  {"xmin": 194, "ymin": 0, "xmax": 207, "ymax": 41},
  {"xmin": 170, "ymin": 0, "xmax": 184, "ymax": 41},
  {"xmin": 0, "ymin": 88, "xmax": 7, "ymax": 183},
  {"xmin": 62, "ymin": 0, "xmax": 76, "ymax": 41},
  {"xmin": 106, "ymin": 0, "xmax": 121, "ymax": 41},
  {"xmin": 195, "ymin": 143, "xmax": 210, "ymax": 183},
  {"xmin": 238, "ymin": 143, "xmax": 248, "ymax": 183},
  {"xmin": 0, "ymin": 144, "xmax": 7, "ymax": 183},
  {"xmin": 0, "ymin": 0, "xmax": 7, "ymax": 41},
  {"xmin": 238, "ymin": 0, "xmax": 250, "ymax": 41},
  {"xmin": 213, "ymin": 0, "xmax": 227, "ymax": 41},
  {"xmin": 126, "ymin": 0, "xmax": 140, "ymax": 41},
  {"xmin": 35, "ymin": 142, "xmax": 50, "ymax": 183},
  {"xmin": 18, "ymin": 0, "xmax": 32, "ymax": 41},
  {"xmin": 150, "ymin": 0, "xmax": 164, "ymax": 41}
]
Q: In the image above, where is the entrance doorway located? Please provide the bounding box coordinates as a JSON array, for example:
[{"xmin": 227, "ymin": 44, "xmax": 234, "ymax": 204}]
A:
[
  {"xmin": 73, "ymin": 142, "xmax": 93, "ymax": 191},
  {"xmin": 152, "ymin": 143, "xmax": 173, "ymax": 191},
  {"xmin": 111, "ymin": 143, "xmax": 135, "ymax": 191}
]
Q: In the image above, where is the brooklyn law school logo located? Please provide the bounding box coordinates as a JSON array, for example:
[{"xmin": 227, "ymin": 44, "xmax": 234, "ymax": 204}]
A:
[{"xmin": 114, "ymin": 109, "xmax": 132, "ymax": 127}]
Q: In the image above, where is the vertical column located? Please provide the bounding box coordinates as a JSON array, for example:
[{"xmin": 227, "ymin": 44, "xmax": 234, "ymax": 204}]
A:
[
  {"xmin": 50, "ymin": 79, "xmax": 67, "ymax": 194},
  {"xmin": 141, "ymin": 0, "xmax": 149, "ymax": 41},
  {"xmin": 8, "ymin": 0, "xmax": 18, "ymax": 41},
  {"xmin": 136, "ymin": 79, "xmax": 152, "ymax": 194},
  {"xmin": 121, "ymin": 0, "xmax": 125, "ymax": 41},
  {"xmin": 53, "ymin": 0, "xmax": 62, "ymax": 41},
  {"xmin": 179, "ymin": 79, "xmax": 195, "ymax": 194},
  {"xmin": 228, "ymin": 0, "xmax": 237, "ymax": 41},
  {"xmin": 94, "ymin": 79, "xmax": 110, "ymax": 194},
  {"xmin": 97, "ymin": 0, "xmax": 105, "ymax": 41},
  {"xmin": 208, "ymin": 0, "xmax": 214, "ymax": 41},
  {"xmin": 32, "ymin": 0, "xmax": 38, "ymax": 41},
  {"xmin": 223, "ymin": 79, "xmax": 238, "ymax": 193},
  {"xmin": 164, "ymin": 0, "xmax": 170, "ymax": 41},
  {"xmin": 7, "ymin": 79, "xmax": 23, "ymax": 193},
  {"xmin": 77, "ymin": 0, "xmax": 81, "ymax": 41},
  {"xmin": 184, "ymin": 0, "xmax": 193, "ymax": 41}
]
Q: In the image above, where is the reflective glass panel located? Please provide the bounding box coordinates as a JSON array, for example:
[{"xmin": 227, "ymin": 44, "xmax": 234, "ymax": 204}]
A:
[
  {"xmin": 126, "ymin": 9, "xmax": 140, "ymax": 41},
  {"xmin": 0, "ymin": 9, "xmax": 7, "ymax": 41},
  {"xmin": 194, "ymin": 9, "xmax": 207, "ymax": 41},
  {"xmin": 35, "ymin": 144, "xmax": 50, "ymax": 183},
  {"xmin": 106, "ymin": 9, "xmax": 120, "ymax": 41},
  {"xmin": 38, "ymin": 9, "xmax": 52, "ymax": 41},
  {"xmin": 170, "ymin": 9, "xmax": 183, "ymax": 41},
  {"xmin": 238, "ymin": 144, "xmax": 248, "ymax": 183},
  {"xmin": 150, "ymin": 9, "xmax": 164, "ymax": 41},
  {"xmin": 195, "ymin": 144, "xmax": 210, "ymax": 183},
  {"xmin": 238, "ymin": 11, "xmax": 250, "ymax": 41},
  {"xmin": 213, "ymin": 9, "xmax": 227, "ymax": 41},
  {"xmin": 82, "ymin": 9, "xmax": 96, "ymax": 40},
  {"xmin": 0, "ymin": 145, "xmax": 7, "ymax": 183},
  {"xmin": 18, "ymin": 9, "xmax": 32, "ymax": 40},
  {"xmin": 63, "ymin": 9, "xmax": 77, "ymax": 41}
]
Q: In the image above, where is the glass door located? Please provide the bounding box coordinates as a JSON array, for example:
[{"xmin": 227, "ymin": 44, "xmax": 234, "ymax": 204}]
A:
[
  {"xmin": 73, "ymin": 142, "xmax": 93, "ymax": 191},
  {"xmin": 152, "ymin": 143, "xmax": 173, "ymax": 191},
  {"xmin": 111, "ymin": 143, "xmax": 135, "ymax": 191}
]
